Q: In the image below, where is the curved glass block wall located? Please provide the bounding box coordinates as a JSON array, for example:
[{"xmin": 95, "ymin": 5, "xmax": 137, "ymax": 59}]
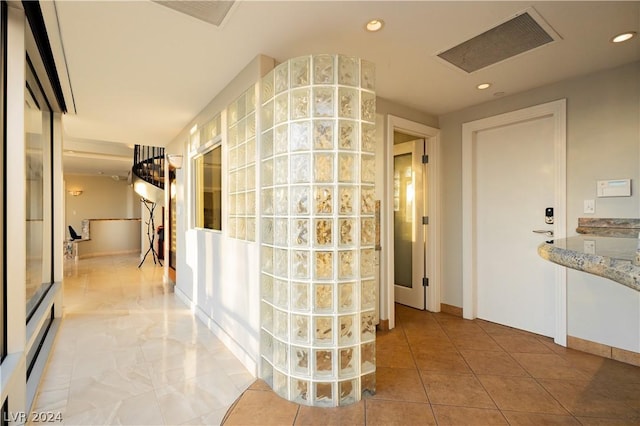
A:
[{"xmin": 260, "ymin": 54, "xmax": 376, "ymax": 407}]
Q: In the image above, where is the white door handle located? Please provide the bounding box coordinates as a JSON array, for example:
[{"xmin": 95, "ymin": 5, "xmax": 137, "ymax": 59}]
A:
[{"xmin": 533, "ymin": 230, "xmax": 554, "ymax": 237}]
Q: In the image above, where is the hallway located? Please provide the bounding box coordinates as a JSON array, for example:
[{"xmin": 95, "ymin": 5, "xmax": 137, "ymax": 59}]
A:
[
  {"xmin": 32, "ymin": 255, "xmax": 640, "ymax": 425},
  {"xmin": 31, "ymin": 254, "xmax": 254, "ymax": 425}
]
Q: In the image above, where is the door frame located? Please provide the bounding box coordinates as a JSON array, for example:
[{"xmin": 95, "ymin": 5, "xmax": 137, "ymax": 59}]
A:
[
  {"xmin": 461, "ymin": 99, "xmax": 567, "ymax": 345},
  {"xmin": 384, "ymin": 115, "xmax": 441, "ymax": 329}
]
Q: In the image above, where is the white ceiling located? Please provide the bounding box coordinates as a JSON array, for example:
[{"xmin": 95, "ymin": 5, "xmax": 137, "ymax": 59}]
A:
[{"xmin": 42, "ymin": 1, "xmax": 640, "ymax": 176}]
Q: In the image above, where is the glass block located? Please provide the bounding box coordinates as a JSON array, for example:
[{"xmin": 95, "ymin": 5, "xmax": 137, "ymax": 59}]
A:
[
  {"xmin": 338, "ymin": 219, "xmax": 354, "ymax": 247},
  {"xmin": 229, "ymin": 146, "xmax": 238, "ymax": 170},
  {"xmin": 237, "ymin": 119, "xmax": 246, "ymax": 144},
  {"xmin": 315, "ymin": 317, "xmax": 334, "ymax": 345},
  {"xmin": 314, "ymin": 186, "xmax": 333, "ymax": 215},
  {"xmin": 291, "ymin": 186, "xmax": 310, "ymax": 216},
  {"xmin": 247, "ymin": 191, "xmax": 257, "ymax": 215},
  {"xmin": 292, "ymin": 313, "xmax": 309, "ymax": 344},
  {"xmin": 338, "ymin": 250, "xmax": 355, "ymax": 279},
  {"xmin": 274, "ymin": 278, "xmax": 288, "ymax": 309},
  {"xmin": 261, "ymin": 302, "xmax": 273, "ymax": 332},
  {"xmin": 315, "ymin": 382, "xmax": 334, "ymax": 407},
  {"xmin": 314, "ymin": 153, "xmax": 334, "ymax": 183},
  {"xmin": 292, "ymin": 346, "xmax": 310, "ymax": 375},
  {"xmin": 360, "ymin": 248, "xmax": 375, "ymax": 277},
  {"xmin": 274, "ymin": 308, "xmax": 288, "ymax": 340},
  {"xmin": 338, "ymin": 186, "xmax": 354, "ymax": 215},
  {"xmin": 236, "ymin": 168, "xmax": 246, "ymax": 192},
  {"xmin": 274, "ymin": 218, "xmax": 288, "ymax": 246},
  {"xmin": 361, "ymin": 60, "xmax": 375, "ymax": 90},
  {"xmin": 262, "ymin": 130, "xmax": 274, "ymax": 159},
  {"xmin": 274, "ymin": 156, "xmax": 288, "ymax": 185},
  {"xmin": 291, "ymin": 378, "xmax": 310, "ymax": 405},
  {"xmin": 247, "ymin": 218, "xmax": 256, "ymax": 242},
  {"xmin": 273, "ymin": 339, "xmax": 288, "ymax": 371},
  {"xmin": 275, "ymin": 62, "xmax": 289, "ymax": 94},
  {"xmin": 246, "ymin": 114, "xmax": 256, "ymax": 139},
  {"xmin": 275, "ymin": 93, "xmax": 288, "ymax": 125},
  {"xmin": 338, "ymin": 120, "xmax": 357, "ymax": 150},
  {"xmin": 338, "ymin": 282, "xmax": 355, "ymax": 312},
  {"xmin": 262, "ymin": 100, "xmax": 274, "ymax": 130},
  {"xmin": 339, "ymin": 315, "xmax": 355, "ymax": 345},
  {"xmin": 260, "ymin": 357, "xmax": 273, "ymax": 387},
  {"xmin": 361, "ymin": 155, "xmax": 376, "ymax": 184},
  {"xmin": 290, "ymin": 154, "xmax": 310, "ymax": 184},
  {"xmin": 339, "ymin": 379, "xmax": 357, "ymax": 406},
  {"xmin": 338, "ymin": 153, "xmax": 356, "ymax": 183},
  {"xmin": 204, "ymin": 115, "xmax": 220, "ymax": 143},
  {"xmin": 315, "ymin": 349, "xmax": 333, "ymax": 376},
  {"xmin": 189, "ymin": 132, "xmax": 200, "ymax": 152},
  {"xmin": 261, "ymin": 331, "xmax": 273, "ymax": 362},
  {"xmin": 313, "ymin": 87, "xmax": 334, "ymax": 117},
  {"xmin": 227, "ymin": 217, "xmax": 237, "ymax": 239},
  {"xmin": 292, "ymin": 282, "xmax": 309, "ymax": 312},
  {"xmin": 275, "ymin": 187, "xmax": 288, "ymax": 215},
  {"xmin": 361, "ymin": 123, "xmax": 376, "ymax": 153},
  {"xmin": 361, "ymin": 341, "xmax": 375, "ymax": 373},
  {"xmin": 361, "ymin": 372, "xmax": 376, "ymax": 396},
  {"xmin": 361, "ymin": 186, "xmax": 375, "ymax": 214},
  {"xmin": 315, "ymin": 251, "xmax": 333, "ymax": 280},
  {"xmin": 247, "ymin": 165, "xmax": 256, "ymax": 190},
  {"xmin": 236, "ymin": 92, "xmax": 246, "ymax": 119},
  {"xmin": 228, "ymin": 194, "xmax": 237, "ymax": 215},
  {"xmin": 262, "ymin": 69, "xmax": 275, "ymax": 101},
  {"xmin": 338, "ymin": 88, "xmax": 358, "ymax": 119},
  {"xmin": 246, "ymin": 138, "xmax": 256, "ymax": 165},
  {"xmin": 313, "ymin": 54, "xmax": 334, "ymax": 84},
  {"xmin": 228, "ymin": 99, "xmax": 238, "ymax": 126},
  {"xmin": 274, "ymin": 248, "xmax": 288, "ymax": 278},
  {"xmin": 361, "ymin": 91, "xmax": 376, "ymax": 123},
  {"xmin": 314, "ymin": 219, "xmax": 332, "ymax": 246},
  {"xmin": 338, "ymin": 55, "xmax": 358, "ymax": 87},
  {"xmin": 314, "ymin": 120, "xmax": 334, "ymax": 150},
  {"xmin": 339, "ymin": 347, "xmax": 357, "ymax": 377},
  {"xmin": 361, "ymin": 279, "xmax": 376, "ymax": 310},
  {"xmin": 262, "ymin": 246, "xmax": 273, "ymax": 274},
  {"xmin": 274, "ymin": 124, "xmax": 289, "ymax": 154},
  {"xmin": 237, "ymin": 218, "xmax": 247, "ymax": 240},
  {"xmin": 262, "ymin": 159, "xmax": 273, "ymax": 187},
  {"xmin": 246, "ymin": 88, "xmax": 256, "ymax": 113},
  {"xmin": 262, "ymin": 218, "xmax": 274, "ymax": 244},
  {"xmin": 291, "ymin": 88, "xmax": 310, "ymax": 120},
  {"xmin": 292, "ymin": 250, "xmax": 309, "ymax": 279},
  {"xmin": 273, "ymin": 366, "xmax": 288, "ymax": 397},
  {"xmin": 291, "ymin": 56, "xmax": 311, "ymax": 88},
  {"xmin": 262, "ymin": 188, "xmax": 274, "ymax": 215},
  {"xmin": 361, "ymin": 311, "xmax": 376, "ymax": 342},
  {"xmin": 361, "ymin": 218, "xmax": 375, "ymax": 246},
  {"xmin": 290, "ymin": 121, "xmax": 311, "ymax": 152},
  {"xmin": 292, "ymin": 219, "xmax": 309, "ymax": 247},
  {"xmin": 314, "ymin": 283, "xmax": 333, "ymax": 312},
  {"xmin": 261, "ymin": 274, "xmax": 274, "ymax": 302}
]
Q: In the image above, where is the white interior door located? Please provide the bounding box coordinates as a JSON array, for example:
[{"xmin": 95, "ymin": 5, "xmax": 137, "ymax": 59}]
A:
[
  {"xmin": 463, "ymin": 100, "xmax": 566, "ymax": 340},
  {"xmin": 393, "ymin": 140, "xmax": 426, "ymax": 310}
]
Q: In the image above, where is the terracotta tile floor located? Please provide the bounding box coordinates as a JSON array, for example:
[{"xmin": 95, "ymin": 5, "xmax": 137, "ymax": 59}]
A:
[{"xmin": 223, "ymin": 304, "xmax": 640, "ymax": 425}]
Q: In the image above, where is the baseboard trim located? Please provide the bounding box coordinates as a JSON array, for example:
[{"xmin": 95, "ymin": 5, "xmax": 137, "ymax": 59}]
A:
[
  {"xmin": 440, "ymin": 303, "xmax": 463, "ymax": 317},
  {"xmin": 568, "ymin": 335, "xmax": 640, "ymax": 367}
]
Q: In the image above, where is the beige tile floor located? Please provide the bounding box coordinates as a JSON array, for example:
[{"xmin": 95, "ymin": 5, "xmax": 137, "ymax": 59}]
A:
[
  {"xmin": 31, "ymin": 254, "xmax": 254, "ymax": 425},
  {"xmin": 224, "ymin": 304, "xmax": 640, "ymax": 425}
]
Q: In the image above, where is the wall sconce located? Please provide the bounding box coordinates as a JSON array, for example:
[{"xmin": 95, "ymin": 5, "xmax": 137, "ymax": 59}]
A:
[
  {"xmin": 166, "ymin": 154, "xmax": 183, "ymax": 169},
  {"xmin": 68, "ymin": 190, "xmax": 83, "ymax": 196}
]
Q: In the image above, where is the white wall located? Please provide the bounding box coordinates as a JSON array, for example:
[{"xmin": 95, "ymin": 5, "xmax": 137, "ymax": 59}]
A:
[
  {"xmin": 439, "ymin": 61, "xmax": 640, "ymax": 351},
  {"xmin": 64, "ymin": 174, "xmax": 140, "ymax": 236}
]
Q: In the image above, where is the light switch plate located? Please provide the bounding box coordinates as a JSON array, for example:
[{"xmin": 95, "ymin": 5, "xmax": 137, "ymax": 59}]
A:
[
  {"xmin": 584, "ymin": 240, "xmax": 596, "ymax": 254},
  {"xmin": 584, "ymin": 199, "xmax": 595, "ymax": 214}
]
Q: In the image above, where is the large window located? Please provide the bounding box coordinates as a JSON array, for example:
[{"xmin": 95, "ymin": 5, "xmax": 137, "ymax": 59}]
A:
[
  {"xmin": 25, "ymin": 56, "xmax": 53, "ymax": 319},
  {"xmin": 195, "ymin": 145, "xmax": 222, "ymax": 230}
]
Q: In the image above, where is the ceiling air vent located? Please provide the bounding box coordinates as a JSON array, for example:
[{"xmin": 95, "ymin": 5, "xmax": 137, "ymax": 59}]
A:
[
  {"xmin": 152, "ymin": 1, "xmax": 235, "ymax": 27},
  {"xmin": 437, "ymin": 9, "xmax": 560, "ymax": 73}
]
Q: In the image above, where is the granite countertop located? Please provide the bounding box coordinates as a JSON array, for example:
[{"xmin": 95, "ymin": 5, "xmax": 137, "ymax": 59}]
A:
[{"xmin": 538, "ymin": 235, "xmax": 640, "ymax": 292}]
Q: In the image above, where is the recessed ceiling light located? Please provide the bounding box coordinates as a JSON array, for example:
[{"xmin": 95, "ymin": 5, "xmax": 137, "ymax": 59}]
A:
[
  {"xmin": 611, "ymin": 31, "xmax": 636, "ymax": 43},
  {"xmin": 477, "ymin": 83, "xmax": 491, "ymax": 90},
  {"xmin": 366, "ymin": 19, "xmax": 384, "ymax": 32}
]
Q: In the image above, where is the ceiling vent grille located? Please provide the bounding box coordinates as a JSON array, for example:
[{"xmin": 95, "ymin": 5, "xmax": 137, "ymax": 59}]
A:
[
  {"xmin": 437, "ymin": 10, "xmax": 559, "ymax": 73},
  {"xmin": 152, "ymin": 1, "xmax": 235, "ymax": 27}
]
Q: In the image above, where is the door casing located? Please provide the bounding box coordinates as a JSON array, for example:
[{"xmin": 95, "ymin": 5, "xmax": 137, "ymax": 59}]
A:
[{"xmin": 461, "ymin": 99, "xmax": 567, "ymax": 346}]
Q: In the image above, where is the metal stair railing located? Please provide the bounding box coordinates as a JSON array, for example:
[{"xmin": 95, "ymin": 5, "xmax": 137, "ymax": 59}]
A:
[{"xmin": 132, "ymin": 144, "xmax": 165, "ymax": 190}]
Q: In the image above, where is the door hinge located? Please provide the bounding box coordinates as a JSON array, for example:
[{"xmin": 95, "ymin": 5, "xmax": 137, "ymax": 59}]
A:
[
  {"xmin": 422, "ymin": 154, "xmax": 429, "ymax": 164},
  {"xmin": 422, "ymin": 216, "xmax": 429, "ymax": 225},
  {"xmin": 423, "ymin": 277, "xmax": 429, "ymax": 287}
]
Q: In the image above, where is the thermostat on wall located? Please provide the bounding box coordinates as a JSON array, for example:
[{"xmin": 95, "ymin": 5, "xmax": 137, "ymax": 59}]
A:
[{"xmin": 597, "ymin": 179, "xmax": 631, "ymax": 197}]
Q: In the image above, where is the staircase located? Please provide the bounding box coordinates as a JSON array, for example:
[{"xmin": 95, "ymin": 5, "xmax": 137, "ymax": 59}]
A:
[{"xmin": 131, "ymin": 145, "xmax": 165, "ymax": 203}]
